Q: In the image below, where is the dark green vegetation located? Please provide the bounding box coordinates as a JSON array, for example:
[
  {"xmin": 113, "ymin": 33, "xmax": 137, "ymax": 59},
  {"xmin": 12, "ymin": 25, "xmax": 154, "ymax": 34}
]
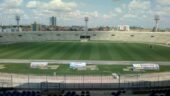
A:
[
  {"xmin": 0, "ymin": 64, "xmax": 170, "ymax": 76},
  {"xmin": 0, "ymin": 42, "xmax": 170, "ymax": 61}
]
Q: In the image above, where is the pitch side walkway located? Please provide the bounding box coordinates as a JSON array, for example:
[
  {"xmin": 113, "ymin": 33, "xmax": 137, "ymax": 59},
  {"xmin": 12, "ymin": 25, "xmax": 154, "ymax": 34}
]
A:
[
  {"xmin": 0, "ymin": 59, "xmax": 170, "ymax": 65},
  {"xmin": 1, "ymin": 72, "xmax": 170, "ymax": 89}
]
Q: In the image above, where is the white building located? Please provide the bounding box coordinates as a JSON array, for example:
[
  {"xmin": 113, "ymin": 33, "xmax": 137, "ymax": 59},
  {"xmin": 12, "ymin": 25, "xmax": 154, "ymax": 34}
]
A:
[
  {"xmin": 2, "ymin": 27, "xmax": 22, "ymax": 32},
  {"xmin": 118, "ymin": 25, "xmax": 130, "ymax": 31}
]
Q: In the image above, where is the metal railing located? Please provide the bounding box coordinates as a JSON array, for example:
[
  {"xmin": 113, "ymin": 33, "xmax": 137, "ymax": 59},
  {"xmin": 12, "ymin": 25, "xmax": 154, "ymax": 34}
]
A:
[{"xmin": 0, "ymin": 73, "xmax": 170, "ymax": 90}]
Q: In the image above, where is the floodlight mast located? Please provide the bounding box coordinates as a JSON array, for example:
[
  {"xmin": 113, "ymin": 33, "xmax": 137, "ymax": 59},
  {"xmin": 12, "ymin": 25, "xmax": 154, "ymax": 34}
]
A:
[
  {"xmin": 154, "ymin": 15, "xmax": 160, "ymax": 32},
  {"xmin": 84, "ymin": 17, "xmax": 89, "ymax": 34},
  {"xmin": 0, "ymin": 16, "xmax": 3, "ymax": 32},
  {"xmin": 16, "ymin": 15, "xmax": 20, "ymax": 32}
]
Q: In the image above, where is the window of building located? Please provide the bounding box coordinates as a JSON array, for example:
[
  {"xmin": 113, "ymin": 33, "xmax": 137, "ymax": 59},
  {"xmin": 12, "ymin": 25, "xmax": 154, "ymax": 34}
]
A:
[
  {"xmin": 0, "ymin": 36, "xmax": 2, "ymax": 38},
  {"xmin": 57, "ymin": 34, "xmax": 61, "ymax": 36},
  {"xmin": 131, "ymin": 35, "xmax": 134, "ymax": 37},
  {"xmin": 111, "ymin": 34, "xmax": 115, "ymax": 36},
  {"xmin": 38, "ymin": 34, "xmax": 42, "ymax": 36},
  {"xmin": 75, "ymin": 34, "xmax": 79, "ymax": 36},
  {"xmin": 151, "ymin": 35, "xmax": 155, "ymax": 38},
  {"xmin": 18, "ymin": 35, "xmax": 22, "ymax": 37}
]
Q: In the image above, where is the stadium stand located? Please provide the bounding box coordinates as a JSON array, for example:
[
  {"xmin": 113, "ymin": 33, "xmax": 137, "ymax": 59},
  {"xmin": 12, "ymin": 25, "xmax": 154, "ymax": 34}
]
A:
[
  {"xmin": 0, "ymin": 31, "xmax": 170, "ymax": 44},
  {"xmin": 0, "ymin": 89, "xmax": 170, "ymax": 96}
]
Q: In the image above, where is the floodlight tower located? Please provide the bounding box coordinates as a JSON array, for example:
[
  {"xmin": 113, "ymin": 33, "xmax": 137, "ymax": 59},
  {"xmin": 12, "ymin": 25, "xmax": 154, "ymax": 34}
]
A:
[
  {"xmin": 0, "ymin": 16, "xmax": 2, "ymax": 32},
  {"xmin": 154, "ymin": 15, "xmax": 160, "ymax": 32},
  {"xmin": 16, "ymin": 15, "xmax": 20, "ymax": 32},
  {"xmin": 84, "ymin": 17, "xmax": 89, "ymax": 33}
]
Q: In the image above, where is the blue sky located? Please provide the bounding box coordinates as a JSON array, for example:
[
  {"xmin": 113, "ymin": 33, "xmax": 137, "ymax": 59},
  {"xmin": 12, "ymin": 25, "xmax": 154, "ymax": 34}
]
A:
[{"xmin": 0, "ymin": 0, "xmax": 170, "ymax": 28}]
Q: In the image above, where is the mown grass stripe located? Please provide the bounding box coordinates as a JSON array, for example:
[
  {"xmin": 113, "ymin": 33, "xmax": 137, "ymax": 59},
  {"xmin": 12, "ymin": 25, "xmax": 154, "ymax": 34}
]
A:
[
  {"xmin": 89, "ymin": 43, "xmax": 100, "ymax": 60},
  {"xmin": 79, "ymin": 43, "xmax": 92, "ymax": 60},
  {"xmin": 106, "ymin": 43, "xmax": 124, "ymax": 60},
  {"xmin": 0, "ymin": 42, "xmax": 170, "ymax": 61},
  {"xmin": 58, "ymin": 43, "xmax": 78, "ymax": 60},
  {"xmin": 28, "ymin": 43, "xmax": 55, "ymax": 59},
  {"xmin": 0, "ymin": 43, "xmax": 36, "ymax": 58}
]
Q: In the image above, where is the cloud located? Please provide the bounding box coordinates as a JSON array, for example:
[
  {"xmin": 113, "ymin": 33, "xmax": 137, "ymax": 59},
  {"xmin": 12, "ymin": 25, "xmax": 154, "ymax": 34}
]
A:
[
  {"xmin": 1, "ymin": 0, "xmax": 23, "ymax": 9},
  {"xmin": 123, "ymin": 14, "xmax": 137, "ymax": 18},
  {"xmin": 157, "ymin": 0, "xmax": 170, "ymax": 5},
  {"xmin": 110, "ymin": 0, "xmax": 152, "ymax": 20},
  {"xmin": 67, "ymin": 10, "xmax": 99, "ymax": 19},
  {"xmin": 25, "ymin": 0, "xmax": 79, "ymax": 23},
  {"xmin": 102, "ymin": 14, "xmax": 112, "ymax": 19},
  {"xmin": 114, "ymin": 7, "xmax": 122, "ymax": 13},
  {"xmin": 154, "ymin": 6, "xmax": 170, "ymax": 16},
  {"xmin": 27, "ymin": 0, "xmax": 77, "ymax": 12},
  {"xmin": 153, "ymin": 1, "xmax": 170, "ymax": 17},
  {"xmin": 0, "ymin": 0, "xmax": 23, "ymax": 15},
  {"xmin": 128, "ymin": 0, "xmax": 150, "ymax": 10},
  {"xmin": 26, "ymin": 1, "xmax": 37, "ymax": 9}
]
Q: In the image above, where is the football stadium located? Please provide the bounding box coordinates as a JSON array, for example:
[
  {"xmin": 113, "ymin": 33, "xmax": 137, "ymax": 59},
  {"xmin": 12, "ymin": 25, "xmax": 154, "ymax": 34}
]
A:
[
  {"xmin": 0, "ymin": 31, "xmax": 170, "ymax": 74},
  {"xmin": 0, "ymin": 0, "xmax": 170, "ymax": 96},
  {"xmin": 1, "ymin": 31, "xmax": 170, "ymax": 96}
]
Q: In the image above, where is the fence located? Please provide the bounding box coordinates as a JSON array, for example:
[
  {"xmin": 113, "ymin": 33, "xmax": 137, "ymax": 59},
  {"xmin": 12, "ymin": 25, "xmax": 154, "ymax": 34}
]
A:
[{"xmin": 0, "ymin": 73, "xmax": 170, "ymax": 90}]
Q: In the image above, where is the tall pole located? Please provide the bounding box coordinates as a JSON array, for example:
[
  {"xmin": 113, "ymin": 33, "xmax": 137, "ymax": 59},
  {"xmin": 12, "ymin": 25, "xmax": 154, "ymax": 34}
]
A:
[
  {"xmin": 17, "ymin": 20, "xmax": 19, "ymax": 31},
  {"xmin": 156, "ymin": 23, "xmax": 159, "ymax": 31},
  {"xmin": 0, "ymin": 16, "xmax": 3, "ymax": 32},
  {"xmin": 154, "ymin": 15, "xmax": 160, "ymax": 32},
  {"xmin": 16, "ymin": 15, "xmax": 20, "ymax": 32},
  {"xmin": 85, "ymin": 17, "xmax": 89, "ymax": 35}
]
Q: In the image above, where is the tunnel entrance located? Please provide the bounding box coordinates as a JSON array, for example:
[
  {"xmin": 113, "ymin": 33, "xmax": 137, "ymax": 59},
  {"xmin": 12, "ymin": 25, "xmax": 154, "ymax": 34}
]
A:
[{"xmin": 80, "ymin": 35, "xmax": 90, "ymax": 42}]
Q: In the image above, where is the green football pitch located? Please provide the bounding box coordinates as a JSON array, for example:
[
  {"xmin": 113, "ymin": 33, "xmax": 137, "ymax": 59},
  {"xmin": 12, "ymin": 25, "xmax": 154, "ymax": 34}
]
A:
[{"xmin": 0, "ymin": 42, "xmax": 170, "ymax": 61}]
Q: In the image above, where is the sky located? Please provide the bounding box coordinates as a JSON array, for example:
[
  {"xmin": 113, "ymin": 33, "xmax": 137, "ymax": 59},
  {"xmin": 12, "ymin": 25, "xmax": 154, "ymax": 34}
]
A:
[{"xmin": 0, "ymin": 0, "xmax": 170, "ymax": 28}]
